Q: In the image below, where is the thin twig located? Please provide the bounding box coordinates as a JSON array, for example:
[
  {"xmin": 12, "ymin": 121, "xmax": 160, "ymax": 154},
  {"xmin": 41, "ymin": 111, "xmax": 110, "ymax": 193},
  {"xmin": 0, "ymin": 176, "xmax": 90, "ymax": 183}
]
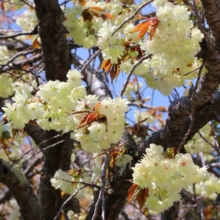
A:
[
  {"xmin": 11, "ymin": 133, "xmax": 65, "ymax": 165},
  {"xmin": 80, "ymin": 49, "xmax": 101, "ymax": 73},
  {"xmin": 51, "ymin": 176, "xmax": 101, "ymax": 189},
  {"xmin": 92, "ymin": 147, "xmax": 112, "ymax": 220},
  {"xmin": 192, "ymin": 0, "xmax": 206, "ymax": 35},
  {"xmin": 0, "ymin": 53, "xmax": 42, "ymax": 74},
  {"xmin": 4, "ymin": 49, "xmax": 41, "ymax": 67},
  {"xmin": 128, "ymin": 101, "xmax": 152, "ymax": 110},
  {"xmin": 120, "ymin": 54, "xmax": 152, "ymax": 97},
  {"xmin": 111, "ymin": 0, "xmax": 153, "ymax": 37},
  {"xmin": 177, "ymin": 62, "xmax": 205, "ymax": 152},
  {"xmin": 0, "ymin": 28, "xmax": 38, "ymax": 39},
  {"xmin": 53, "ymin": 186, "xmax": 86, "ymax": 220},
  {"xmin": 198, "ymin": 131, "xmax": 220, "ymax": 155},
  {"xmin": 183, "ymin": 66, "xmax": 200, "ymax": 76}
]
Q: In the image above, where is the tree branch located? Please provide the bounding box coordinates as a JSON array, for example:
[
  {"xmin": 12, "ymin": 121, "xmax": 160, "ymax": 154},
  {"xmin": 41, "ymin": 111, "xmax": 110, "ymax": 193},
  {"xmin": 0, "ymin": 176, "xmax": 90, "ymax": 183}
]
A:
[
  {"xmin": 25, "ymin": 124, "xmax": 72, "ymax": 219},
  {"xmin": 32, "ymin": 0, "xmax": 73, "ymax": 218},
  {"xmin": 34, "ymin": 0, "xmax": 71, "ymax": 81},
  {"xmin": 0, "ymin": 159, "xmax": 43, "ymax": 220},
  {"xmin": 200, "ymin": 0, "xmax": 220, "ymax": 53}
]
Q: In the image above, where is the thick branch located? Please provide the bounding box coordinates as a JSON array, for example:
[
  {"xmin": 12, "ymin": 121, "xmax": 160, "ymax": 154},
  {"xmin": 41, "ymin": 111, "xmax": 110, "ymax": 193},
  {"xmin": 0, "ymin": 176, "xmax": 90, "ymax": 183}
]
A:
[
  {"xmin": 34, "ymin": 0, "xmax": 71, "ymax": 81},
  {"xmin": 0, "ymin": 159, "xmax": 43, "ymax": 220},
  {"xmin": 25, "ymin": 124, "xmax": 71, "ymax": 219},
  {"xmin": 200, "ymin": 0, "xmax": 220, "ymax": 52},
  {"xmin": 147, "ymin": 49, "xmax": 220, "ymax": 150},
  {"xmin": 0, "ymin": 39, "xmax": 29, "ymax": 51},
  {"xmin": 32, "ymin": 0, "xmax": 73, "ymax": 219}
]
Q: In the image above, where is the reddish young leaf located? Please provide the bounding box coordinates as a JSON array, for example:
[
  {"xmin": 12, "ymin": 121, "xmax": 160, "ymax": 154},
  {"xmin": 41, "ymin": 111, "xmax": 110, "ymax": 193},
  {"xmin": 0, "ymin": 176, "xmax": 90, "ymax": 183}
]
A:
[
  {"xmin": 71, "ymin": 110, "xmax": 90, "ymax": 115},
  {"xmin": 155, "ymin": 106, "xmax": 167, "ymax": 112},
  {"xmin": 204, "ymin": 205, "xmax": 213, "ymax": 220},
  {"xmin": 93, "ymin": 101, "xmax": 101, "ymax": 111},
  {"xmin": 131, "ymin": 21, "xmax": 149, "ymax": 33},
  {"xmin": 110, "ymin": 151, "xmax": 120, "ymax": 167},
  {"xmin": 102, "ymin": 13, "xmax": 114, "ymax": 20},
  {"xmin": 100, "ymin": 59, "xmax": 111, "ymax": 72},
  {"xmin": 110, "ymin": 63, "xmax": 120, "ymax": 81},
  {"xmin": 79, "ymin": 0, "xmax": 86, "ymax": 6},
  {"xmin": 115, "ymin": 63, "xmax": 121, "ymax": 80},
  {"xmin": 78, "ymin": 113, "xmax": 97, "ymax": 128},
  {"xmin": 136, "ymin": 188, "xmax": 148, "ymax": 209},
  {"xmin": 85, "ymin": 113, "xmax": 98, "ymax": 124},
  {"xmin": 82, "ymin": 9, "xmax": 93, "ymax": 22},
  {"xmin": 32, "ymin": 37, "xmax": 41, "ymax": 49},
  {"xmin": 101, "ymin": 59, "xmax": 121, "ymax": 81},
  {"xmin": 149, "ymin": 18, "xmax": 159, "ymax": 40},
  {"xmin": 90, "ymin": 6, "xmax": 103, "ymax": 11},
  {"xmin": 133, "ymin": 77, "xmax": 137, "ymax": 83},
  {"xmin": 144, "ymin": 187, "xmax": 149, "ymax": 198},
  {"xmin": 132, "ymin": 17, "xmax": 159, "ymax": 40},
  {"xmin": 110, "ymin": 65, "xmax": 115, "ymax": 81},
  {"xmin": 78, "ymin": 113, "xmax": 90, "ymax": 128},
  {"xmin": 128, "ymin": 183, "xmax": 138, "ymax": 203},
  {"xmin": 91, "ymin": 11, "xmax": 100, "ymax": 18},
  {"xmin": 136, "ymin": 189, "xmax": 145, "ymax": 209},
  {"xmin": 136, "ymin": 21, "xmax": 151, "ymax": 40},
  {"xmin": 0, "ymin": 2, "xmax": 4, "ymax": 11}
]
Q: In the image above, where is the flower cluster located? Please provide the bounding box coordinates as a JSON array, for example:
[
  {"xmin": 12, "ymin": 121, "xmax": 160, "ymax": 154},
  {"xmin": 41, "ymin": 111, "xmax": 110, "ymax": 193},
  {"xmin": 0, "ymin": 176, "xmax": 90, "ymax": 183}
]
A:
[
  {"xmin": 51, "ymin": 148, "xmax": 106, "ymax": 198},
  {"xmin": 134, "ymin": 107, "xmax": 166, "ymax": 130},
  {"xmin": 184, "ymin": 124, "xmax": 215, "ymax": 154},
  {"xmin": 64, "ymin": 0, "xmax": 204, "ymax": 95},
  {"xmin": 124, "ymin": 79, "xmax": 144, "ymax": 101},
  {"xmin": 0, "ymin": 45, "xmax": 9, "ymax": 64},
  {"xmin": 64, "ymin": 0, "xmax": 136, "ymax": 60},
  {"xmin": 120, "ymin": 0, "xmax": 204, "ymax": 95},
  {"xmin": 132, "ymin": 144, "xmax": 207, "ymax": 213},
  {"xmin": 0, "ymin": 73, "xmax": 14, "ymax": 98},
  {"xmin": 3, "ymin": 69, "xmax": 128, "ymax": 153},
  {"xmin": 67, "ymin": 210, "xmax": 86, "ymax": 220},
  {"xmin": 73, "ymin": 97, "xmax": 129, "ymax": 153},
  {"xmin": 3, "ymin": 70, "xmax": 84, "ymax": 130},
  {"xmin": 149, "ymin": 1, "xmax": 202, "ymax": 64},
  {"xmin": 64, "ymin": 5, "xmax": 97, "ymax": 48},
  {"xmin": 16, "ymin": 7, "xmax": 37, "ymax": 32},
  {"xmin": 194, "ymin": 174, "xmax": 220, "ymax": 200},
  {"xmin": 50, "ymin": 169, "xmax": 76, "ymax": 194},
  {"xmin": 50, "ymin": 168, "xmax": 93, "ymax": 200}
]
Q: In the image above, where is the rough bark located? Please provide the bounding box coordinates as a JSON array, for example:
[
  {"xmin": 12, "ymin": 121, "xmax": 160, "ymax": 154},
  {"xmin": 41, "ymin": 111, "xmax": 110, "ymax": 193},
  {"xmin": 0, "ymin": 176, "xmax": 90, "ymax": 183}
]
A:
[
  {"xmin": 142, "ymin": 44, "xmax": 220, "ymax": 152},
  {"xmin": 200, "ymin": 0, "xmax": 220, "ymax": 52},
  {"xmin": 24, "ymin": 124, "xmax": 62, "ymax": 219},
  {"xmin": 32, "ymin": 0, "xmax": 72, "ymax": 219},
  {"xmin": 0, "ymin": 159, "xmax": 42, "ymax": 220},
  {"xmin": 25, "ymin": 125, "xmax": 73, "ymax": 219},
  {"xmin": 34, "ymin": 0, "xmax": 71, "ymax": 81}
]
